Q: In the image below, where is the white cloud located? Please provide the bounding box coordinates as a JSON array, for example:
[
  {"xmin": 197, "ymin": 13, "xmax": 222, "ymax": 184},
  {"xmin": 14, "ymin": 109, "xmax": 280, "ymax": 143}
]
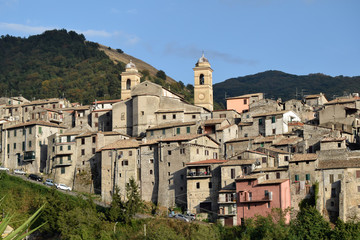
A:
[
  {"xmin": 79, "ymin": 29, "xmax": 112, "ymax": 38},
  {"xmin": 0, "ymin": 22, "xmax": 49, "ymax": 35}
]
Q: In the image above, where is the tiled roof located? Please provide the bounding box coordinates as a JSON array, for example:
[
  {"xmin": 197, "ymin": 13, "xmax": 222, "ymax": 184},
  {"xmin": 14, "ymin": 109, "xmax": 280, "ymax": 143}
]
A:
[
  {"xmin": 216, "ymin": 124, "xmax": 235, "ymax": 131},
  {"xmin": 100, "ymin": 139, "xmax": 140, "ymax": 150},
  {"xmin": 261, "ymin": 147, "xmax": 289, "ymax": 154},
  {"xmin": 186, "ymin": 159, "xmax": 228, "ymax": 165},
  {"xmin": 289, "ymin": 153, "xmax": 317, "ymax": 162},
  {"xmin": 62, "ymin": 106, "xmax": 90, "ymax": 111},
  {"xmin": 22, "ymin": 98, "xmax": 62, "ymax": 106},
  {"xmin": 321, "ymin": 137, "xmax": 346, "ymax": 142},
  {"xmin": 93, "ymin": 99, "xmax": 122, "ymax": 104},
  {"xmin": 273, "ymin": 137, "xmax": 302, "ymax": 146},
  {"xmin": 140, "ymin": 139, "xmax": 159, "ymax": 146},
  {"xmin": 221, "ymin": 159, "xmax": 256, "ymax": 166},
  {"xmin": 204, "ymin": 119, "xmax": 227, "ymax": 125},
  {"xmin": 219, "ymin": 189, "xmax": 236, "ymax": 193},
  {"xmin": 305, "ymin": 94, "xmax": 322, "ymax": 99},
  {"xmin": 324, "ymin": 97, "xmax": 360, "ymax": 105},
  {"xmin": 226, "ymin": 93, "xmax": 263, "ymax": 100},
  {"xmin": 253, "ymin": 135, "xmax": 278, "ymax": 143},
  {"xmin": 236, "ymin": 173, "xmax": 265, "ymax": 181},
  {"xmin": 147, "ymin": 121, "xmax": 196, "ymax": 130},
  {"xmin": 317, "ymin": 159, "xmax": 360, "ymax": 169},
  {"xmin": 238, "ymin": 122, "xmax": 253, "ymax": 126},
  {"xmin": 102, "ymin": 131, "xmax": 129, "ymax": 136},
  {"xmin": 252, "ymin": 110, "xmax": 289, "ymax": 118},
  {"xmin": 226, "ymin": 136, "xmax": 255, "ymax": 143},
  {"xmin": 92, "ymin": 109, "xmax": 111, "ymax": 112},
  {"xmin": 5, "ymin": 120, "xmax": 66, "ymax": 129},
  {"xmin": 157, "ymin": 134, "xmax": 219, "ymax": 144},
  {"xmin": 155, "ymin": 109, "xmax": 184, "ymax": 113},
  {"xmin": 252, "ymin": 167, "xmax": 288, "ymax": 173},
  {"xmin": 257, "ymin": 179, "xmax": 289, "ymax": 185},
  {"xmin": 288, "ymin": 122, "xmax": 304, "ymax": 126}
]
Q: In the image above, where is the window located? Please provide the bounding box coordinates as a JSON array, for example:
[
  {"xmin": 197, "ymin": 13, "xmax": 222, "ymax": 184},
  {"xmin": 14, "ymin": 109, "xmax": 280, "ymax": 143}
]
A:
[
  {"xmin": 356, "ymin": 170, "xmax": 360, "ymax": 178},
  {"xmin": 60, "ymin": 146, "xmax": 63, "ymax": 151},
  {"xmin": 92, "ymin": 136, "xmax": 96, "ymax": 143},
  {"xmin": 180, "ymin": 148, "xmax": 185, "ymax": 154},
  {"xmin": 38, "ymin": 127, "xmax": 42, "ymax": 134},
  {"xmin": 213, "ymin": 152, "xmax": 218, "ymax": 159},
  {"xmin": 168, "ymin": 150, "xmax": 172, "ymax": 155},
  {"xmin": 176, "ymin": 128, "xmax": 180, "ymax": 135},
  {"xmin": 28, "ymin": 141, "xmax": 32, "ymax": 148},
  {"xmin": 162, "ymin": 129, "xmax": 166, "ymax": 135},
  {"xmin": 163, "ymin": 115, "xmax": 166, "ymax": 120},
  {"xmin": 150, "ymin": 130, "xmax": 154, "ymax": 136},
  {"xmin": 122, "ymin": 160, "xmax": 129, "ymax": 166},
  {"xmin": 22, "ymin": 142, "xmax": 25, "ymax": 151},
  {"xmin": 329, "ymin": 174, "xmax": 334, "ymax": 184},
  {"xmin": 81, "ymin": 138, "xmax": 85, "ymax": 145},
  {"xmin": 29, "ymin": 127, "xmax": 32, "ymax": 134},
  {"xmin": 81, "ymin": 149, "xmax": 85, "ymax": 156},
  {"xmin": 271, "ymin": 116, "xmax": 276, "ymax": 123},
  {"xmin": 92, "ymin": 148, "xmax": 96, "ymax": 154},
  {"xmin": 173, "ymin": 114, "xmax": 176, "ymax": 119},
  {"xmin": 295, "ymin": 175, "xmax": 299, "ymax": 181},
  {"xmin": 259, "ymin": 119, "xmax": 263, "ymax": 125},
  {"xmin": 231, "ymin": 168, "xmax": 235, "ymax": 179},
  {"xmin": 306, "ymin": 161, "xmax": 309, "ymax": 165},
  {"xmin": 13, "ymin": 143, "xmax": 16, "ymax": 149},
  {"xmin": 209, "ymin": 182, "xmax": 212, "ymax": 188},
  {"xmin": 338, "ymin": 143, "xmax": 341, "ymax": 148},
  {"xmin": 196, "ymin": 182, "xmax": 200, "ymax": 189},
  {"xmin": 7, "ymin": 144, "xmax": 9, "ymax": 153},
  {"xmin": 205, "ymin": 150, "xmax": 209, "ymax": 155},
  {"xmin": 243, "ymin": 99, "xmax": 247, "ymax": 104},
  {"xmin": 332, "ymin": 188, "xmax": 337, "ymax": 197},
  {"xmin": 95, "ymin": 113, "xmax": 98, "ymax": 118},
  {"xmin": 285, "ymin": 156, "xmax": 289, "ymax": 161},
  {"xmin": 267, "ymin": 202, "xmax": 271, "ymax": 208},
  {"xmin": 14, "ymin": 130, "xmax": 16, "ymax": 137},
  {"xmin": 129, "ymin": 151, "xmax": 132, "ymax": 156},
  {"xmin": 276, "ymin": 172, "xmax": 281, "ymax": 179},
  {"xmin": 197, "ymin": 149, "xmax": 199, "ymax": 154},
  {"xmin": 192, "ymin": 115, "xmax": 196, "ymax": 119},
  {"xmin": 68, "ymin": 146, "xmax": 71, "ymax": 150},
  {"xmin": 266, "ymin": 174, "xmax": 269, "ymax": 180},
  {"xmin": 306, "ymin": 174, "xmax": 310, "ymax": 181},
  {"xmin": 262, "ymin": 157, "xmax": 266, "ymax": 163},
  {"xmin": 150, "ymin": 159, "xmax": 154, "ymax": 163},
  {"xmin": 272, "ymin": 129, "xmax": 276, "ymax": 134},
  {"xmin": 61, "ymin": 167, "xmax": 65, "ymax": 174},
  {"xmin": 168, "ymin": 172, "xmax": 171, "ymax": 176},
  {"xmin": 150, "ymin": 170, "xmax": 153, "ymax": 175},
  {"xmin": 141, "ymin": 111, "xmax": 144, "ymax": 116},
  {"xmin": 248, "ymin": 180, "xmax": 251, "ymax": 185}
]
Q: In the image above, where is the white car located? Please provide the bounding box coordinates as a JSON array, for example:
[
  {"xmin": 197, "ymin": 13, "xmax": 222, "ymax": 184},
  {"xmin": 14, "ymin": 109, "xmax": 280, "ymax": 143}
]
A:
[
  {"xmin": 56, "ymin": 183, "xmax": 72, "ymax": 191},
  {"xmin": 174, "ymin": 214, "xmax": 190, "ymax": 222},
  {"xmin": 0, "ymin": 166, "xmax": 9, "ymax": 171},
  {"xmin": 14, "ymin": 169, "xmax": 26, "ymax": 175}
]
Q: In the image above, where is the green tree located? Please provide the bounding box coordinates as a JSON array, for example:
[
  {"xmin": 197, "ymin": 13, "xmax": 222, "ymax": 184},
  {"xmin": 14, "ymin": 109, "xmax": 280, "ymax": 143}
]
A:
[{"xmin": 156, "ymin": 70, "xmax": 166, "ymax": 80}]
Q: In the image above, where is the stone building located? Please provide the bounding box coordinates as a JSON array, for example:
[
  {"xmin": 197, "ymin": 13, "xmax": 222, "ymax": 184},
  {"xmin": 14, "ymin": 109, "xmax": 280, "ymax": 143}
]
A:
[
  {"xmin": 2, "ymin": 120, "xmax": 65, "ymax": 173},
  {"xmin": 193, "ymin": 53, "xmax": 213, "ymax": 111},
  {"xmin": 186, "ymin": 159, "xmax": 227, "ymax": 221}
]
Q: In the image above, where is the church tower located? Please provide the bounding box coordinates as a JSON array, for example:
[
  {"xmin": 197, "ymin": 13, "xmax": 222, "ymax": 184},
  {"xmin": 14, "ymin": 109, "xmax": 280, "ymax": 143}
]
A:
[
  {"xmin": 121, "ymin": 60, "xmax": 141, "ymax": 100},
  {"xmin": 193, "ymin": 53, "xmax": 213, "ymax": 111}
]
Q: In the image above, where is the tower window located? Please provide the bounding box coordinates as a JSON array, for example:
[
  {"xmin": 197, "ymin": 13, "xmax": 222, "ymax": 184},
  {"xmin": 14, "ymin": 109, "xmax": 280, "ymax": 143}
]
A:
[
  {"xmin": 126, "ymin": 79, "xmax": 131, "ymax": 90},
  {"xmin": 199, "ymin": 74, "xmax": 204, "ymax": 85}
]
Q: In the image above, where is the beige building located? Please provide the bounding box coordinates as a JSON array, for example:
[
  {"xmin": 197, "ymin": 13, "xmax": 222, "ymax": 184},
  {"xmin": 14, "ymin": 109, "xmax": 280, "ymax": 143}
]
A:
[
  {"xmin": 121, "ymin": 60, "xmax": 141, "ymax": 100},
  {"xmin": 2, "ymin": 121, "xmax": 65, "ymax": 173},
  {"xmin": 193, "ymin": 53, "xmax": 213, "ymax": 111}
]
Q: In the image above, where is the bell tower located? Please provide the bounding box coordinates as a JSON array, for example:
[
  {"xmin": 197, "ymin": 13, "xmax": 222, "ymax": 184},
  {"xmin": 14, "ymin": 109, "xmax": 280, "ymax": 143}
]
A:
[
  {"xmin": 193, "ymin": 53, "xmax": 213, "ymax": 111},
  {"xmin": 121, "ymin": 60, "xmax": 141, "ymax": 100}
]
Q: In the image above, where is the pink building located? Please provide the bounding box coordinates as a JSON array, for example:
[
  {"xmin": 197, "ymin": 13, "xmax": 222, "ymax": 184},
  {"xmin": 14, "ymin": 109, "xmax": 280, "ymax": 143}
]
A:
[
  {"xmin": 226, "ymin": 93, "xmax": 263, "ymax": 113},
  {"xmin": 235, "ymin": 174, "xmax": 290, "ymax": 225}
]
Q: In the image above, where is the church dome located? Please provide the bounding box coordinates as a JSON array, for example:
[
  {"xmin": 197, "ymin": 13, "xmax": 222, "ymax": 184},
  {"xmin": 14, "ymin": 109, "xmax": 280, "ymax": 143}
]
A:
[{"xmin": 126, "ymin": 60, "xmax": 136, "ymax": 69}]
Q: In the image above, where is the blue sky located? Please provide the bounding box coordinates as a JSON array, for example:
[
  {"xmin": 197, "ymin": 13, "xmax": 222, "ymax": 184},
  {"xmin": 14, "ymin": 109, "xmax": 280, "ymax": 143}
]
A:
[{"xmin": 0, "ymin": 0, "xmax": 359, "ymax": 86}]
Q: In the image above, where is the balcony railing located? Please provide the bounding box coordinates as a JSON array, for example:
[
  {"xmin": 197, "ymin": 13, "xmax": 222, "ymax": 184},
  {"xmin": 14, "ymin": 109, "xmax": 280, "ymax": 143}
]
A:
[
  {"xmin": 23, "ymin": 151, "xmax": 35, "ymax": 162},
  {"xmin": 53, "ymin": 159, "xmax": 72, "ymax": 167},
  {"xmin": 187, "ymin": 171, "xmax": 212, "ymax": 178}
]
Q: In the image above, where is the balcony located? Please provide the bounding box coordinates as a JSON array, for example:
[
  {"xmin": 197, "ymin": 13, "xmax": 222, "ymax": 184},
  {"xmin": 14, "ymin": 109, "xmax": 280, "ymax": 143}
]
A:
[
  {"xmin": 218, "ymin": 211, "xmax": 236, "ymax": 216},
  {"xmin": 53, "ymin": 159, "xmax": 72, "ymax": 167},
  {"xmin": 23, "ymin": 151, "xmax": 35, "ymax": 162},
  {"xmin": 187, "ymin": 171, "xmax": 212, "ymax": 179}
]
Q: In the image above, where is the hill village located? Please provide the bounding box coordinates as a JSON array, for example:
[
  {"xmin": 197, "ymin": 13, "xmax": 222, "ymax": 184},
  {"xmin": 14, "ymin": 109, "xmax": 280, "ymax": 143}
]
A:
[{"xmin": 0, "ymin": 54, "xmax": 359, "ymax": 226}]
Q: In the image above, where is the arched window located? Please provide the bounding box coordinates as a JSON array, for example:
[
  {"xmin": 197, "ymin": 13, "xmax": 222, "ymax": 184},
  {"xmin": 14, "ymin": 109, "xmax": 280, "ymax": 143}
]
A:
[
  {"xmin": 126, "ymin": 79, "xmax": 131, "ymax": 90},
  {"xmin": 199, "ymin": 74, "xmax": 204, "ymax": 85}
]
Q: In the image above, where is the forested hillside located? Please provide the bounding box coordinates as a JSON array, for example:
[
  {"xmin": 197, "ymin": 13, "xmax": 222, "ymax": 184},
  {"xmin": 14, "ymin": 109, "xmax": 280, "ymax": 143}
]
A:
[
  {"xmin": 213, "ymin": 70, "xmax": 360, "ymax": 106},
  {"xmin": 0, "ymin": 29, "xmax": 194, "ymax": 104}
]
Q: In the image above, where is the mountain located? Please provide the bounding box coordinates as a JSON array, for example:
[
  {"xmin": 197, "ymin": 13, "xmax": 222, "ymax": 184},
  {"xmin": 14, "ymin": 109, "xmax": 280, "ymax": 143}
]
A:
[
  {"xmin": 0, "ymin": 29, "xmax": 193, "ymax": 104},
  {"xmin": 213, "ymin": 70, "xmax": 360, "ymax": 106}
]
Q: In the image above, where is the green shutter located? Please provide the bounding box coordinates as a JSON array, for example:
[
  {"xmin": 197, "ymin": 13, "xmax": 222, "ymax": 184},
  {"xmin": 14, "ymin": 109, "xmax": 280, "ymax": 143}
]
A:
[
  {"xmin": 187, "ymin": 127, "xmax": 190, "ymax": 133},
  {"xmin": 306, "ymin": 174, "xmax": 310, "ymax": 181},
  {"xmin": 295, "ymin": 175, "xmax": 299, "ymax": 181},
  {"xmin": 177, "ymin": 128, "xmax": 180, "ymax": 134}
]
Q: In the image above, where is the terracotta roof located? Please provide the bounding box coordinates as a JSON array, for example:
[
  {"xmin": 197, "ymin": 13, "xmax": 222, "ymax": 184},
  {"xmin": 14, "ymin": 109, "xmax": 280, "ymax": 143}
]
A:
[
  {"xmin": 76, "ymin": 131, "xmax": 97, "ymax": 138},
  {"xmin": 155, "ymin": 109, "xmax": 184, "ymax": 113},
  {"xmin": 324, "ymin": 97, "xmax": 360, "ymax": 105},
  {"xmin": 321, "ymin": 137, "xmax": 346, "ymax": 142},
  {"xmin": 157, "ymin": 134, "xmax": 219, "ymax": 144},
  {"xmin": 288, "ymin": 122, "xmax": 304, "ymax": 126},
  {"xmin": 289, "ymin": 153, "xmax": 317, "ymax": 162},
  {"xmin": 62, "ymin": 106, "xmax": 90, "ymax": 111},
  {"xmin": 221, "ymin": 159, "xmax": 256, "ymax": 166},
  {"xmin": 186, "ymin": 159, "xmax": 228, "ymax": 165},
  {"xmin": 219, "ymin": 189, "xmax": 236, "ymax": 193},
  {"xmin": 261, "ymin": 147, "xmax": 289, "ymax": 154},
  {"xmin": 226, "ymin": 93, "xmax": 263, "ymax": 100},
  {"xmin": 317, "ymin": 159, "xmax": 360, "ymax": 169},
  {"xmin": 305, "ymin": 94, "xmax": 322, "ymax": 99},
  {"xmin": 257, "ymin": 179, "xmax": 289, "ymax": 185},
  {"xmin": 5, "ymin": 120, "xmax": 66, "ymax": 130},
  {"xmin": 273, "ymin": 137, "xmax": 302, "ymax": 146},
  {"xmin": 236, "ymin": 173, "xmax": 265, "ymax": 181},
  {"xmin": 226, "ymin": 136, "xmax": 255, "ymax": 143},
  {"xmin": 252, "ymin": 110, "xmax": 289, "ymax": 118},
  {"xmin": 252, "ymin": 167, "xmax": 288, "ymax": 173},
  {"xmin": 140, "ymin": 139, "xmax": 159, "ymax": 146},
  {"xmin": 22, "ymin": 98, "xmax": 62, "ymax": 106},
  {"xmin": 92, "ymin": 109, "xmax": 111, "ymax": 112},
  {"xmin": 100, "ymin": 139, "xmax": 140, "ymax": 150},
  {"xmin": 147, "ymin": 121, "xmax": 196, "ymax": 130},
  {"xmin": 102, "ymin": 131, "xmax": 129, "ymax": 136},
  {"xmin": 253, "ymin": 135, "xmax": 278, "ymax": 143},
  {"xmin": 238, "ymin": 122, "xmax": 253, "ymax": 126},
  {"xmin": 93, "ymin": 99, "xmax": 122, "ymax": 104},
  {"xmin": 59, "ymin": 131, "xmax": 84, "ymax": 136},
  {"xmin": 242, "ymin": 149, "xmax": 271, "ymax": 156}
]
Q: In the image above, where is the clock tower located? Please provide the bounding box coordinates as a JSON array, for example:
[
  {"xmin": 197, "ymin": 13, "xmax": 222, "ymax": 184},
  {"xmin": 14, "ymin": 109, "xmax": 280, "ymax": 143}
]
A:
[{"xmin": 193, "ymin": 53, "xmax": 213, "ymax": 111}]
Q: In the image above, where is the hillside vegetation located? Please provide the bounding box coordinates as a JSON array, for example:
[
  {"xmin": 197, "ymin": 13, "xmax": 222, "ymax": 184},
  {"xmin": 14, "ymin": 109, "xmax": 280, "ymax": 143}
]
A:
[
  {"xmin": 214, "ymin": 70, "xmax": 360, "ymax": 106},
  {"xmin": 0, "ymin": 29, "xmax": 194, "ymax": 105}
]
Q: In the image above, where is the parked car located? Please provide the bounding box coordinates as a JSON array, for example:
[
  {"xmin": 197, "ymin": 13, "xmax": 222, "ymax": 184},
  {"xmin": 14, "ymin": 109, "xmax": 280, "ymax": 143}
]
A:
[
  {"xmin": 57, "ymin": 183, "xmax": 71, "ymax": 191},
  {"xmin": 44, "ymin": 179, "xmax": 55, "ymax": 187},
  {"xmin": 14, "ymin": 169, "xmax": 26, "ymax": 175},
  {"xmin": 28, "ymin": 174, "xmax": 43, "ymax": 182},
  {"xmin": 174, "ymin": 214, "xmax": 190, "ymax": 222},
  {"xmin": 185, "ymin": 213, "xmax": 196, "ymax": 221},
  {"xmin": 0, "ymin": 166, "xmax": 9, "ymax": 172}
]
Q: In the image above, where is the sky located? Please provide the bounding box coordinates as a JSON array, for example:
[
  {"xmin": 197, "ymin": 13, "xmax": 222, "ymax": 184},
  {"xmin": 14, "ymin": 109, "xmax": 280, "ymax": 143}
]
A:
[{"xmin": 0, "ymin": 0, "xmax": 359, "ymax": 86}]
